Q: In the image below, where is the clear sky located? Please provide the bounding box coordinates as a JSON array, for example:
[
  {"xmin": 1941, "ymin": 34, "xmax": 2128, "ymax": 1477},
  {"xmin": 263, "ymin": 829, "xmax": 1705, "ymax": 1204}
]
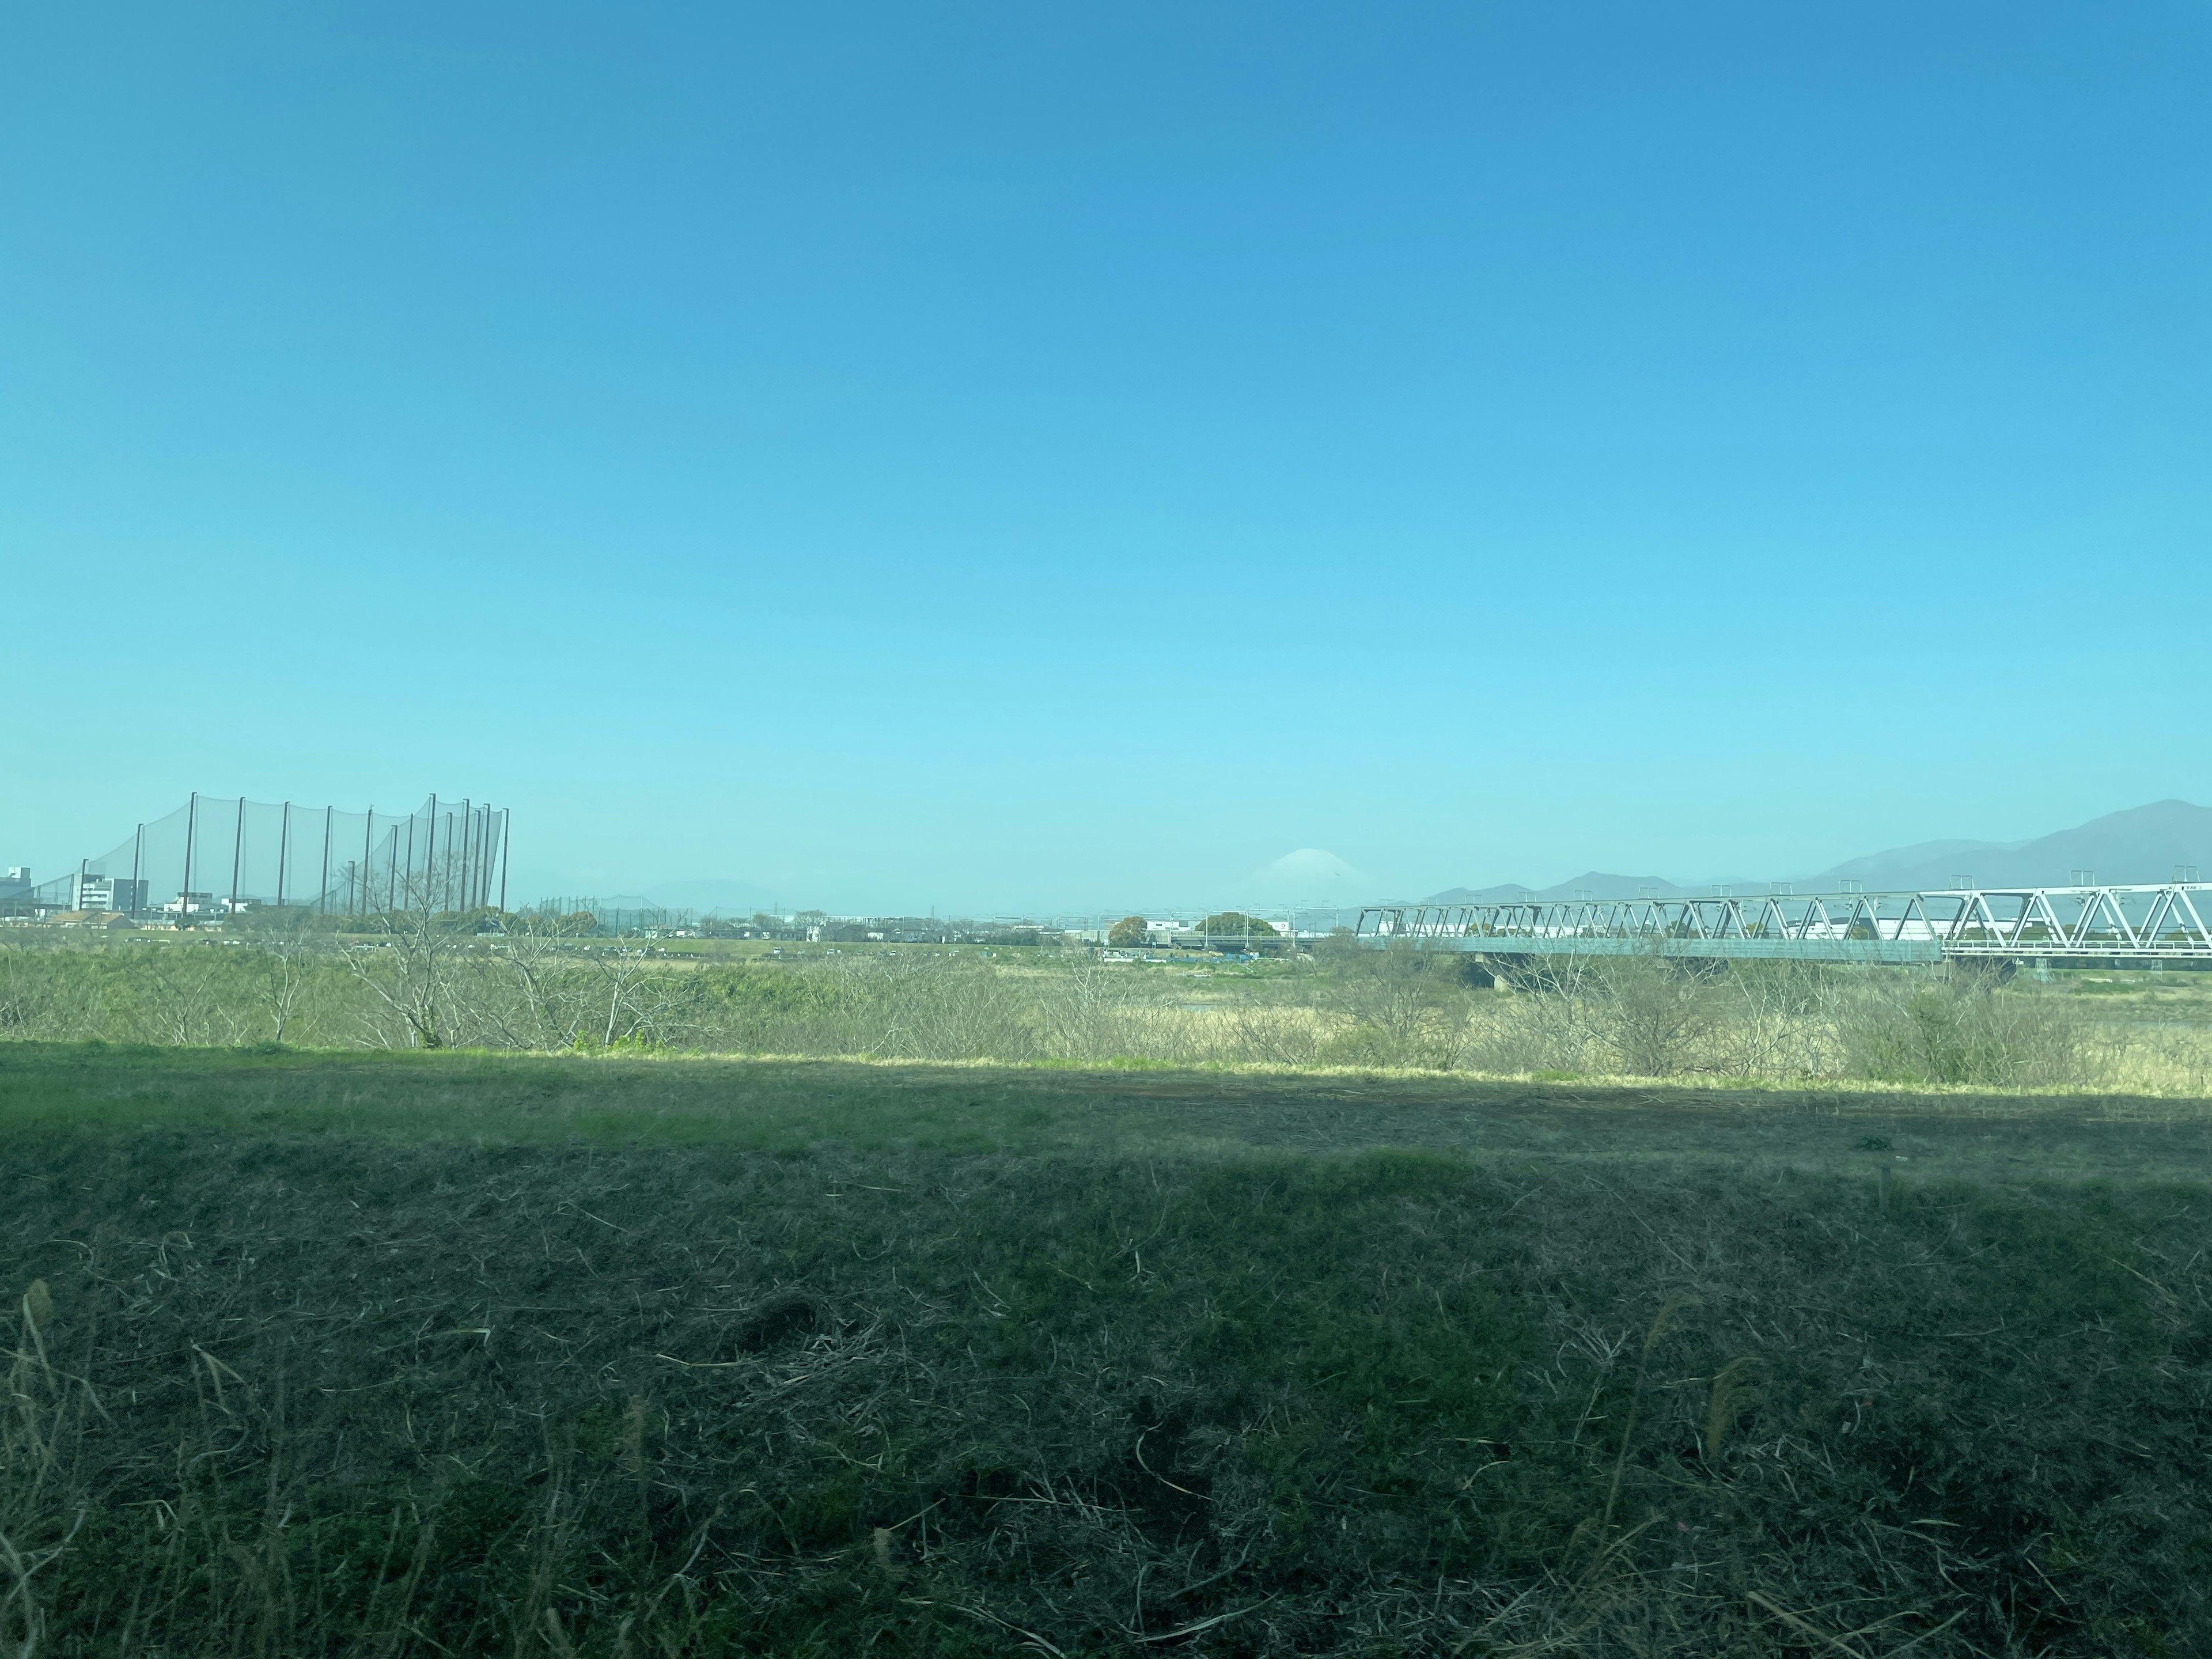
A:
[{"xmin": 3, "ymin": 2, "xmax": 2207, "ymax": 913}]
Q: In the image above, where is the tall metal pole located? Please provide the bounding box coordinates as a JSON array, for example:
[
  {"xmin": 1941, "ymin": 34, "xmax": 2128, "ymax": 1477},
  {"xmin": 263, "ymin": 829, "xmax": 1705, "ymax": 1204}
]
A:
[
  {"xmin": 404, "ymin": 810, "xmax": 416, "ymax": 911},
  {"xmin": 360, "ymin": 809, "xmax": 374, "ymax": 916},
  {"xmin": 460, "ymin": 799, "xmax": 474, "ymax": 911},
  {"xmin": 229, "ymin": 797, "xmax": 245, "ymax": 918},
  {"xmin": 276, "ymin": 802, "xmax": 289, "ymax": 907},
  {"xmin": 498, "ymin": 809, "xmax": 510, "ymax": 914},
  {"xmin": 181, "ymin": 792, "xmax": 197, "ymax": 927},
  {"xmin": 130, "ymin": 824, "xmax": 143, "ymax": 917},
  {"xmin": 387, "ymin": 824, "xmax": 399, "ymax": 912},
  {"xmin": 423, "ymin": 796, "xmax": 438, "ymax": 915},
  {"xmin": 320, "ymin": 806, "xmax": 332, "ymax": 915}
]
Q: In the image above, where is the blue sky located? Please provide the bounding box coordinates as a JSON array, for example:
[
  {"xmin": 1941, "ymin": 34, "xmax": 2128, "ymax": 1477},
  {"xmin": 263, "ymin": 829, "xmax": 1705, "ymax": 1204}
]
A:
[{"xmin": 3, "ymin": 2, "xmax": 2206, "ymax": 912}]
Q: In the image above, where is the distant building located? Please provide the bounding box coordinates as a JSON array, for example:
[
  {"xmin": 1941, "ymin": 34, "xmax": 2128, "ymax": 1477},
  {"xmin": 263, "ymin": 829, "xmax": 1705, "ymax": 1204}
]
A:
[{"xmin": 72, "ymin": 875, "xmax": 148, "ymax": 912}]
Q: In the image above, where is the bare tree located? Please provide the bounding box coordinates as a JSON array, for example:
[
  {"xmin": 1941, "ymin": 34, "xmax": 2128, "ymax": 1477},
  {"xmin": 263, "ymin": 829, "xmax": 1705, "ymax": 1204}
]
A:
[
  {"xmin": 1321, "ymin": 939, "xmax": 1471, "ymax": 1066},
  {"xmin": 1037, "ymin": 954, "xmax": 1140, "ymax": 1059},
  {"xmin": 1588, "ymin": 952, "xmax": 1722, "ymax": 1077},
  {"xmin": 132, "ymin": 944, "xmax": 252, "ymax": 1047},
  {"xmin": 486, "ymin": 911, "xmax": 597, "ymax": 1049},
  {"xmin": 585, "ymin": 946, "xmax": 696, "ymax": 1048},
  {"xmin": 335, "ymin": 870, "xmax": 469, "ymax": 1048},
  {"xmin": 254, "ymin": 918, "xmax": 321, "ymax": 1044}
]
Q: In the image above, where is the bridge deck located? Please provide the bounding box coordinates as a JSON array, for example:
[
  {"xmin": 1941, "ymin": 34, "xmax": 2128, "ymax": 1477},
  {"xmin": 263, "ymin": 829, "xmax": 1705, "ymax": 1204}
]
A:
[{"xmin": 1357, "ymin": 883, "xmax": 2212, "ymax": 966}]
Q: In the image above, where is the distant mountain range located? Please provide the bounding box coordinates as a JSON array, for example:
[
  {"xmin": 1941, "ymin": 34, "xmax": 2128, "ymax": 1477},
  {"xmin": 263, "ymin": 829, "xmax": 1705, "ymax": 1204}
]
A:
[
  {"xmin": 1423, "ymin": 800, "xmax": 2212, "ymax": 903},
  {"xmin": 1795, "ymin": 800, "xmax": 2212, "ymax": 892},
  {"xmin": 1423, "ymin": 873, "xmax": 1693, "ymax": 904}
]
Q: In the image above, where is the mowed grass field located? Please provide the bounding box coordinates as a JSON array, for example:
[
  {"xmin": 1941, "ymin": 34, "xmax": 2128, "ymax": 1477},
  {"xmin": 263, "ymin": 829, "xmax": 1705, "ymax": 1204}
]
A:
[{"xmin": 4, "ymin": 1046, "xmax": 2210, "ymax": 1656}]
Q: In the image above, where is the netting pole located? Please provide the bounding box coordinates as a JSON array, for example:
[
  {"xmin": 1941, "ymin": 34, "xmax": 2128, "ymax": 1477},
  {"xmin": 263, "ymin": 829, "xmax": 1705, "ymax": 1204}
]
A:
[
  {"xmin": 276, "ymin": 802, "xmax": 290, "ymax": 907},
  {"xmin": 360, "ymin": 809, "xmax": 373, "ymax": 916},
  {"xmin": 181, "ymin": 793, "xmax": 198, "ymax": 928},
  {"xmin": 404, "ymin": 811, "xmax": 416, "ymax": 910},
  {"xmin": 386, "ymin": 824, "xmax": 399, "ymax": 912},
  {"xmin": 424, "ymin": 796, "xmax": 438, "ymax": 915},
  {"xmin": 319, "ymin": 807, "xmax": 332, "ymax": 915},
  {"xmin": 130, "ymin": 824, "xmax": 143, "ymax": 917},
  {"xmin": 462, "ymin": 799, "xmax": 475, "ymax": 911},
  {"xmin": 498, "ymin": 809, "xmax": 510, "ymax": 914},
  {"xmin": 228, "ymin": 797, "xmax": 245, "ymax": 919}
]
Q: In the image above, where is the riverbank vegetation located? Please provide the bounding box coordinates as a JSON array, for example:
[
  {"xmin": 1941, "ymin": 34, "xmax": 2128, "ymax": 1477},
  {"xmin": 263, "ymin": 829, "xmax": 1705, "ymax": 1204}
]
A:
[{"xmin": 5, "ymin": 921, "xmax": 2210, "ymax": 1092}]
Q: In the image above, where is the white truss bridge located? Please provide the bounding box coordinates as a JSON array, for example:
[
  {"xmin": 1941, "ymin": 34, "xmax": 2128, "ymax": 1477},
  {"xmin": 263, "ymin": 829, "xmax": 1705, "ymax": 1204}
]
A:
[{"xmin": 1357, "ymin": 882, "xmax": 2212, "ymax": 966}]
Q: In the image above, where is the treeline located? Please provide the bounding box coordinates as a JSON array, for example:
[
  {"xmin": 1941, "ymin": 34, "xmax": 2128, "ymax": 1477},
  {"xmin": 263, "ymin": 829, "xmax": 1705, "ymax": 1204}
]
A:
[{"xmin": 0, "ymin": 924, "xmax": 2201, "ymax": 1090}]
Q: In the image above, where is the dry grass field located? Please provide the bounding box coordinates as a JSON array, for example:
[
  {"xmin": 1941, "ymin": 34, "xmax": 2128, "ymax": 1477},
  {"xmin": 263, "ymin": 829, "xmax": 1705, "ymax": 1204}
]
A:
[{"xmin": 4, "ymin": 1044, "xmax": 2210, "ymax": 1655}]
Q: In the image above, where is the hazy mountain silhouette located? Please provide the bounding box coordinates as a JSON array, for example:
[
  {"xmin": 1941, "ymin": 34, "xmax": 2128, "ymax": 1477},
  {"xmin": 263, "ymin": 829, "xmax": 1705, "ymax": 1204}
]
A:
[
  {"xmin": 1419, "ymin": 802, "xmax": 2212, "ymax": 904},
  {"xmin": 1237, "ymin": 849, "xmax": 1372, "ymax": 905},
  {"xmin": 1795, "ymin": 800, "xmax": 2212, "ymax": 891},
  {"xmin": 1423, "ymin": 872, "xmax": 1692, "ymax": 904}
]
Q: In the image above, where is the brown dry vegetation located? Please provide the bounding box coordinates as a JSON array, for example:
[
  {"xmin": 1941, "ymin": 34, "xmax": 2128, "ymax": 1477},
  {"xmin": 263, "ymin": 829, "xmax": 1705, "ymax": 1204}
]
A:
[
  {"xmin": 5, "ymin": 928, "xmax": 2212, "ymax": 1094},
  {"xmin": 3, "ymin": 1046, "xmax": 2210, "ymax": 1656}
]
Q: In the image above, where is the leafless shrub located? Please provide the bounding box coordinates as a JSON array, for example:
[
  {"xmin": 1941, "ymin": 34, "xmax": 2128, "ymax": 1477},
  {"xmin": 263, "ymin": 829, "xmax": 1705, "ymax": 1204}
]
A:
[
  {"xmin": 132, "ymin": 944, "xmax": 254, "ymax": 1047},
  {"xmin": 1827, "ymin": 967, "xmax": 2107, "ymax": 1087}
]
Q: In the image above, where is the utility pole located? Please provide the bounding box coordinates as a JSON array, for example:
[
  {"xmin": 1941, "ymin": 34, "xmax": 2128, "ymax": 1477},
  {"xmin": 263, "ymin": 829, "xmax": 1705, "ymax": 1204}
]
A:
[
  {"xmin": 228, "ymin": 797, "xmax": 245, "ymax": 919},
  {"xmin": 181, "ymin": 793, "xmax": 198, "ymax": 928},
  {"xmin": 319, "ymin": 806, "xmax": 332, "ymax": 915},
  {"xmin": 498, "ymin": 809, "xmax": 509, "ymax": 914}
]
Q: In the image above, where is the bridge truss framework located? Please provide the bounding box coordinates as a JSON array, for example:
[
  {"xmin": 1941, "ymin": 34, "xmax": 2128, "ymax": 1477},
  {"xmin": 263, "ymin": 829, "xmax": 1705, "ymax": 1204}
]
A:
[{"xmin": 1357, "ymin": 882, "xmax": 2212, "ymax": 967}]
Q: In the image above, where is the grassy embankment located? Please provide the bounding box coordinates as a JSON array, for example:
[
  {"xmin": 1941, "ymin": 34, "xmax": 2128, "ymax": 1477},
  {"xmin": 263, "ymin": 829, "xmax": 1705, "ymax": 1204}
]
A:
[{"xmin": 4, "ymin": 1044, "xmax": 2210, "ymax": 1656}]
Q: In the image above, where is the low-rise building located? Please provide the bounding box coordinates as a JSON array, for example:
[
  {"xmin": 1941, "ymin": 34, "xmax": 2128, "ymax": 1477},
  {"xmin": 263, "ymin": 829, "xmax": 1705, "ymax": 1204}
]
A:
[{"xmin": 72, "ymin": 875, "xmax": 148, "ymax": 912}]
